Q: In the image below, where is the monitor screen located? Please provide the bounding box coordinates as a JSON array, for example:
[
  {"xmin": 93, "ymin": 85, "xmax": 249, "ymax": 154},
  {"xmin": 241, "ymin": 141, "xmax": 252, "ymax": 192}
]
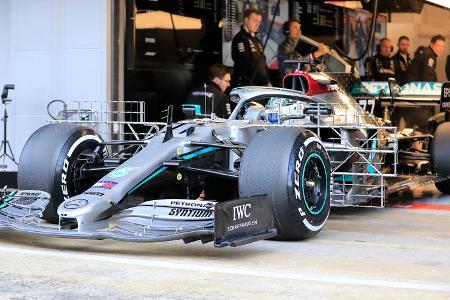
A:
[
  {"xmin": 290, "ymin": 0, "xmax": 342, "ymax": 46},
  {"xmin": 132, "ymin": 0, "xmax": 221, "ymax": 68}
]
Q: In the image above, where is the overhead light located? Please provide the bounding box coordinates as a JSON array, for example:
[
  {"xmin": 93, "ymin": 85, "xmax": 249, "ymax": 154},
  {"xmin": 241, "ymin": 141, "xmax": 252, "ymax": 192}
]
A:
[
  {"xmin": 324, "ymin": 1, "xmax": 363, "ymax": 9},
  {"xmin": 422, "ymin": 0, "xmax": 450, "ymax": 9},
  {"xmin": 135, "ymin": 10, "xmax": 202, "ymax": 30}
]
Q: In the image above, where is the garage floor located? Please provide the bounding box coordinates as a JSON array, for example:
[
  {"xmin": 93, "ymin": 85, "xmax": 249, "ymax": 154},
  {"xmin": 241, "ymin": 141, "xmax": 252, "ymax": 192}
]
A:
[{"xmin": 0, "ymin": 184, "xmax": 449, "ymax": 299}]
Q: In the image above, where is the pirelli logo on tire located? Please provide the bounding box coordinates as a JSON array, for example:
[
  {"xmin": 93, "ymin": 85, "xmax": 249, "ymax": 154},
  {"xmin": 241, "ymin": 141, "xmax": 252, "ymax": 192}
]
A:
[
  {"xmin": 60, "ymin": 135, "xmax": 102, "ymax": 200},
  {"xmin": 291, "ymin": 136, "xmax": 330, "ymax": 232}
]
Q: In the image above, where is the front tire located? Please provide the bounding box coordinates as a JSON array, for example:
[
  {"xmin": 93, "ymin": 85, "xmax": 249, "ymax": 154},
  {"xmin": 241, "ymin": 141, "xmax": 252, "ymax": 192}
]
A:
[
  {"xmin": 239, "ymin": 128, "xmax": 331, "ymax": 240},
  {"xmin": 17, "ymin": 124, "xmax": 102, "ymax": 223}
]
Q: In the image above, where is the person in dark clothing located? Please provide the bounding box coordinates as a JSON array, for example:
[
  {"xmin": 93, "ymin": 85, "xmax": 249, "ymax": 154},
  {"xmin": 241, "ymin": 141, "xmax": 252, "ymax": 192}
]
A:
[
  {"xmin": 407, "ymin": 35, "xmax": 446, "ymax": 82},
  {"xmin": 277, "ymin": 18, "xmax": 329, "ymax": 79},
  {"xmin": 369, "ymin": 38, "xmax": 396, "ymax": 81},
  {"xmin": 231, "ymin": 8, "xmax": 271, "ymax": 87},
  {"xmin": 392, "ymin": 36, "xmax": 412, "ymax": 85},
  {"xmin": 445, "ymin": 54, "xmax": 450, "ymax": 81},
  {"xmin": 186, "ymin": 64, "xmax": 231, "ymax": 118},
  {"xmin": 414, "ymin": 46, "xmax": 426, "ymax": 57}
]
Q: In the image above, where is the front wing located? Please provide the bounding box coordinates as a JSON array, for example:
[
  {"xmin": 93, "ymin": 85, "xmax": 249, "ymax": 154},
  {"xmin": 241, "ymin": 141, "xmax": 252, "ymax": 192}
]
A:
[{"xmin": 0, "ymin": 191, "xmax": 276, "ymax": 247}]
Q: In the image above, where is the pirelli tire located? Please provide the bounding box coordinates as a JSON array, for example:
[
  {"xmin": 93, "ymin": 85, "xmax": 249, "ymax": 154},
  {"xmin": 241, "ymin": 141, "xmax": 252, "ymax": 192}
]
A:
[
  {"xmin": 239, "ymin": 128, "xmax": 331, "ymax": 240},
  {"xmin": 17, "ymin": 124, "xmax": 102, "ymax": 223},
  {"xmin": 431, "ymin": 122, "xmax": 450, "ymax": 194}
]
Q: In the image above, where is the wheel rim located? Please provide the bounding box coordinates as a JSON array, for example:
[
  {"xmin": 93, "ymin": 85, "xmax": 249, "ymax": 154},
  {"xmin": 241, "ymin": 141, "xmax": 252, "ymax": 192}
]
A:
[{"xmin": 301, "ymin": 152, "xmax": 328, "ymax": 215}]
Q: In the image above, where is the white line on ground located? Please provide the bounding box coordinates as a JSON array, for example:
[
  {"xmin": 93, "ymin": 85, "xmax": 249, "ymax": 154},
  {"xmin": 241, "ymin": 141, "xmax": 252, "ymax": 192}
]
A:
[
  {"xmin": 314, "ymin": 238, "xmax": 450, "ymax": 252},
  {"xmin": 1, "ymin": 245, "xmax": 450, "ymax": 293}
]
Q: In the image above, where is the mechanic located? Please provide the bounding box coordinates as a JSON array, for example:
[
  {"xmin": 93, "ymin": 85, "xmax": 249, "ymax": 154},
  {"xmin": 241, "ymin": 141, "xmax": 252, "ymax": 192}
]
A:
[
  {"xmin": 392, "ymin": 36, "xmax": 412, "ymax": 85},
  {"xmin": 186, "ymin": 63, "xmax": 231, "ymax": 118},
  {"xmin": 369, "ymin": 38, "xmax": 396, "ymax": 81},
  {"xmin": 231, "ymin": 8, "xmax": 271, "ymax": 87},
  {"xmin": 277, "ymin": 18, "xmax": 330, "ymax": 79},
  {"xmin": 407, "ymin": 34, "xmax": 446, "ymax": 82}
]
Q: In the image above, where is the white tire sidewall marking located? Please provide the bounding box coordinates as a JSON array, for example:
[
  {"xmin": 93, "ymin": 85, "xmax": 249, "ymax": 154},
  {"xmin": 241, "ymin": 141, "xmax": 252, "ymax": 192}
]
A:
[
  {"xmin": 61, "ymin": 134, "xmax": 102, "ymax": 199},
  {"xmin": 296, "ymin": 135, "xmax": 330, "ymax": 232}
]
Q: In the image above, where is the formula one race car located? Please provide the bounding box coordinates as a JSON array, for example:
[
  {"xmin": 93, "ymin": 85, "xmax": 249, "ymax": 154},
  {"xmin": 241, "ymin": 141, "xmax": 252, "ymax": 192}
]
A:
[
  {"xmin": 0, "ymin": 98, "xmax": 332, "ymax": 247},
  {"xmin": 2, "ymin": 68, "xmax": 449, "ymax": 247}
]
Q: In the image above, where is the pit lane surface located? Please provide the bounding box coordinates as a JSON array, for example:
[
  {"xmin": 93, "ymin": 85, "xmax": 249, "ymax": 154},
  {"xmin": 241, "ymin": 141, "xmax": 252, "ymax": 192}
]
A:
[{"xmin": 1, "ymin": 184, "xmax": 450, "ymax": 299}]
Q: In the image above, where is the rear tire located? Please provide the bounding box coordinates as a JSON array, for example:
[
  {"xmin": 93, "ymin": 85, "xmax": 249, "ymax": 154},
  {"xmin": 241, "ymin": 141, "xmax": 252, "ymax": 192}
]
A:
[
  {"xmin": 239, "ymin": 128, "xmax": 331, "ymax": 240},
  {"xmin": 431, "ymin": 122, "xmax": 450, "ymax": 194},
  {"xmin": 17, "ymin": 124, "xmax": 102, "ymax": 223},
  {"xmin": 435, "ymin": 180, "xmax": 450, "ymax": 194}
]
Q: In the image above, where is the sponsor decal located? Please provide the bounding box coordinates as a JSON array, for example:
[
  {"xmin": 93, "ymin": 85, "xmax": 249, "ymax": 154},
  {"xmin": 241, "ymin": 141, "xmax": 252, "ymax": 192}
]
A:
[
  {"xmin": 444, "ymin": 87, "xmax": 450, "ymax": 99},
  {"xmin": 93, "ymin": 181, "xmax": 118, "ymax": 190},
  {"xmin": 225, "ymin": 203, "xmax": 257, "ymax": 232},
  {"xmin": 402, "ymin": 82, "xmax": 441, "ymax": 96},
  {"xmin": 63, "ymin": 199, "xmax": 88, "ymax": 209},
  {"xmin": 232, "ymin": 204, "xmax": 251, "ymax": 221},
  {"xmin": 293, "ymin": 145, "xmax": 322, "ymax": 225},
  {"xmin": 169, "ymin": 200, "xmax": 215, "ymax": 209},
  {"xmin": 168, "ymin": 208, "xmax": 213, "ymax": 218},
  {"xmin": 214, "ymin": 196, "xmax": 275, "ymax": 243},
  {"xmin": 191, "ymin": 91, "xmax": 213, "ymax": 98},
  {"xmin": 61, "ymin": 157, "xmax": 70, "ymax": 199},
  {"xmin": 440, "ymin": 83, "xmax": 450, "ymax": 111},
  {"xmin": 292, "ymin": 137, "xmax": 329, "ymax": 232},
  {"xmin": 359, "ymin": 81, "xmax": 442, "ymax": 96},
  {"xmin": 109, "ymin": 167, "xmax": 139, "ymax": 178},
  {"xmin": 226, "ymin": 220, "xmax": 258, "ymax": 232},
  {"xmin": 83, "ymin": 191, "xmax": 104, "ymax": 197},
  {"xmin": 204, "ymin": 202, "xmax": 215, "ymax": 210},
  {"xmin": 17, "ymin": 191, "xmax": 41, "ymax": 197},
  {"xmin": 60, "ymin": 135, "xmax": 102, "ymax": 200},
  {"xmin": 237, "ymin": 42, "xmax": 245, "ymax": 53},
  {"xmin": 294, "ymin": 145, "xmax": 306, "ymax": 212}
]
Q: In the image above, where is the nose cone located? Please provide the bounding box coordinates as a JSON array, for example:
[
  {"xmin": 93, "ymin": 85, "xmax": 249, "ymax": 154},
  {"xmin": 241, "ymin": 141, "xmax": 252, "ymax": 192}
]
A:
[{"xmin": 57, "ymin": 193, "xmax": 113, "ymax": 223}]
